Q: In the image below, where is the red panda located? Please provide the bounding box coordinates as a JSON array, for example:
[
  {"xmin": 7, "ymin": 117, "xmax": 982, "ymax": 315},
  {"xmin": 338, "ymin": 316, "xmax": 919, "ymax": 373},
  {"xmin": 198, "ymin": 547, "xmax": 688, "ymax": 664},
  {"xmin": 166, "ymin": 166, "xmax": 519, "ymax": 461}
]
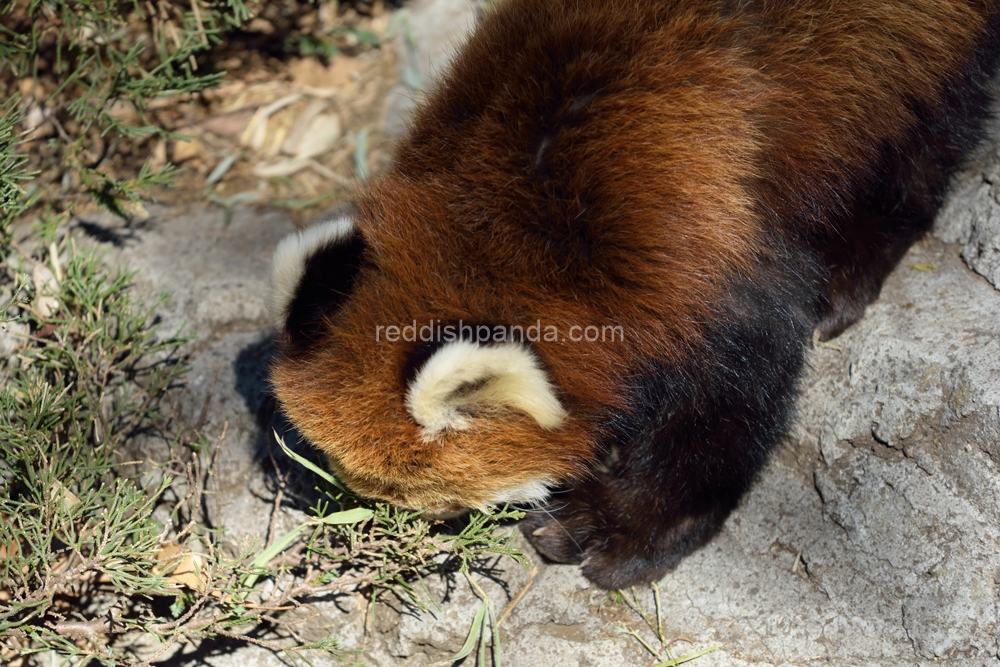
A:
[{"xmin": 269, "ymin": 0, "xmax": 1000, "ymax": 589}]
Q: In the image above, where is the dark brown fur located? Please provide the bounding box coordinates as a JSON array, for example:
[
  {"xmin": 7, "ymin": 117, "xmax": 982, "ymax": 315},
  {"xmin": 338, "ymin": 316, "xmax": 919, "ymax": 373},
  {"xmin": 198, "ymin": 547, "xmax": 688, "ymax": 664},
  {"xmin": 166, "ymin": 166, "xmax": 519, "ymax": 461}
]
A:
[{"xmin": 272, "ymin": 0, "xmax": 1000, "ymax": 588}]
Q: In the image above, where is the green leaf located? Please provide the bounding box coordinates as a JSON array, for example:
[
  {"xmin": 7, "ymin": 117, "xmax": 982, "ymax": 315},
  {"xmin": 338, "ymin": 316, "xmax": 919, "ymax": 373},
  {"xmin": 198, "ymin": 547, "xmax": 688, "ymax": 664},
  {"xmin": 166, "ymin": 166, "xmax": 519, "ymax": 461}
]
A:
[
  {"xmin": 344, "ymin": 28, "xmax": 380, "ymax": 47},
  {"xmin": 490, "ymin": 603, "xmax": 502, "ymax": 667},
  {"xmin": 316, "ymin": 507, "xmax": 374, "ymax": 526},
  {"xmin": 274, "ymin": 430, "xmax": 348, "ymax": 492},
  {"xmin": 245, "ymin": 508, "xmax": 372, "ymax": 587},
  {"xmin": 477, "ymin": 605, "xmax": 488, "ymax": 667},
  {"xmin": 249, "ymin": 525, "xmax": 307, "ymax": 572},
  {"xmin": 355, "ymin": 130, "xmax": 370, "ymax": 182},
  {"xmin": 450, "ymin": 599, "xmax": 487, "ymax": 664},
  {"xmin": 651, "ymin": 643, "xmax": 723, "ymax": 667}
]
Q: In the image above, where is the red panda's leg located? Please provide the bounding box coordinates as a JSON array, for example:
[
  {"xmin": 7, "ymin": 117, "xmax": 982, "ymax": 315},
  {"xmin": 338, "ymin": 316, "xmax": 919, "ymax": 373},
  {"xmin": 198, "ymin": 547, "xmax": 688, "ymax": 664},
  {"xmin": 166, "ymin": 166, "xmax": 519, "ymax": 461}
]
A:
[
  {"xmin": 522, "ymin": 406, "xmax": 780, "ymax": 589},
  {"xmin": 813, "ymin": 206, "xmax": 929, "ymax": 340},
  {"xmin": 815, "ymin": 27, "xmax": 1000, "ymax": 340}
]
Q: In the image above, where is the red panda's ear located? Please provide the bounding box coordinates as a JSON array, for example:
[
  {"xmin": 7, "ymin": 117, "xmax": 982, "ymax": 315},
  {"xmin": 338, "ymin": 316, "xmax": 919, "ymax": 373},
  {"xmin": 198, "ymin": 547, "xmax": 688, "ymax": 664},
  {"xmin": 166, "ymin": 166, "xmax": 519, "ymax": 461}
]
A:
[
  {"xmin": 405, "ymin": 340, "xmax": 568, "ymax": 438},
  {"xmin": 270, "ymin": 214, "xmax": 367, "ymax": 346}
]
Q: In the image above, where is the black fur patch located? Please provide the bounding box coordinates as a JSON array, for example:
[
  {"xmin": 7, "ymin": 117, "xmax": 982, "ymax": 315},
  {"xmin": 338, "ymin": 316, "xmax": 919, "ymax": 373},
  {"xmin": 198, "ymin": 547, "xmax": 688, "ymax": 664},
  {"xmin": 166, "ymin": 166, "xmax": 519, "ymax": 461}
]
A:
[
  {"xmin": 524, "ymin": 231, "xmax": 821, "ymax": 588},
  {"xmin": 284, "ymin": 230, "xmax": 368, "ymax": 351}
]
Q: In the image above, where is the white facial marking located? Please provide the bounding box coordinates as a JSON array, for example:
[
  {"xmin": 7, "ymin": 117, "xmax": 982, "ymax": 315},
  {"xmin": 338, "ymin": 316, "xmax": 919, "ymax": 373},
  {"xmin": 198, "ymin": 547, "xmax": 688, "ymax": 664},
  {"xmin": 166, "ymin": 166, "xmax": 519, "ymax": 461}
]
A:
[
  {"xmin": 405, "ymin": 340, "xmax": 567, "ymax": 437},
  {"xmin": 269, "ymin": 216, "xmax": 354, "ymax": 330},
  {"xmin": 486, "ymin": 479, "xmax": 552, "ymax": 507}
]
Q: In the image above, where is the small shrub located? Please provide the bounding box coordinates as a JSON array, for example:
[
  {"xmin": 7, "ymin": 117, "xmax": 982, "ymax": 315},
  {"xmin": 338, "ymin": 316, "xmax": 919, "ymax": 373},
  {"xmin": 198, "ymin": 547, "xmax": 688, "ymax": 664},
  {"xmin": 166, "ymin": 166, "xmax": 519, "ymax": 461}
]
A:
[{"xmin": 0, "ymin": 5, "xmax": 528, "ymax": 666}]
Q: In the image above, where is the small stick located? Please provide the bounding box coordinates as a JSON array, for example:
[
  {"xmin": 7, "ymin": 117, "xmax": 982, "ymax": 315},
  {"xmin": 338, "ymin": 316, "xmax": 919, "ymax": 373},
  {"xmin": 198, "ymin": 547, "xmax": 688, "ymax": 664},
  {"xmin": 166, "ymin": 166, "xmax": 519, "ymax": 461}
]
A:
[
  {"xmin": 266, "ymin": 470, "xmax": 288, "ymax": 550},
  {"xmin": 194, "ymin": 362, "xmax": 222, "ymax": 432},
  {"xmin": 496, "ymin": 565, "xmax": 538, "ymax": 627},
  {"xmin": 653, "ymin": 581, "xmax": 665, "ymax": 645}
]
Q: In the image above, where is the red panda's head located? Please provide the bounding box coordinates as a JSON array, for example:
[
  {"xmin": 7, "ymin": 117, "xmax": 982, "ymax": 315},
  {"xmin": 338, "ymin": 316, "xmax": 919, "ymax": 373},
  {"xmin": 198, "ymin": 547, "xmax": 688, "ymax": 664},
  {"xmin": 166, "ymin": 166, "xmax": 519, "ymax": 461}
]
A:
[
  {"xmin": 268, "ymin": 195, "xmax": 609, "ymax": 514},
  {"xmin": 265, "ymin": 0, "xmax": 769, "ymax": 513}
]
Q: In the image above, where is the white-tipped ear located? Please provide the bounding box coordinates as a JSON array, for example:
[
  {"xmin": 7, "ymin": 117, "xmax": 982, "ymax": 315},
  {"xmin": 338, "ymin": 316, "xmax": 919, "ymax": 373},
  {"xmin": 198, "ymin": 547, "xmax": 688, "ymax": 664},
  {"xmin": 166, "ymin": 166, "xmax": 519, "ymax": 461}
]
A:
[
  {"xmin": 405, "ymin": 340, "xmax": 567, "ymax": 436},
  {"xmin": 269, "ymin": 216, "xmax": 354, "ymax": 330}
]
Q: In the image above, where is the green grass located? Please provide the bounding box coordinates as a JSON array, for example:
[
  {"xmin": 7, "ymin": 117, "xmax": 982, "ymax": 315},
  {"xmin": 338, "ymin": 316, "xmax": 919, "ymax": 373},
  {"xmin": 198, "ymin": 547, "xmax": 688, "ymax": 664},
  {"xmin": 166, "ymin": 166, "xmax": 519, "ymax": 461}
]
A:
[
  {"xmin": 0, "ymin": 0, "xmax": 242, "ymax": 218},
  {"xmin": 0, "ymin": 212, "xmax": 529, "ymax": 667},
  {"xmin": 0, "ymin": 199, "xmax": 528, "ymax": 664},
  {"xmin": 0, "ymin": 3, "xmax": 530, "ymax": 664}
]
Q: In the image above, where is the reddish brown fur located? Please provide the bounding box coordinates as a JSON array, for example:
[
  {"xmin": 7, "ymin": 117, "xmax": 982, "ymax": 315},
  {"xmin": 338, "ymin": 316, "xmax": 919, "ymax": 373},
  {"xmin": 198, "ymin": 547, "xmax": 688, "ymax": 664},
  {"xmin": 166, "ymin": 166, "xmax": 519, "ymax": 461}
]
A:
[{"xmin": 272, "ymin": 0, "xmax": 999, "ymax": 578}]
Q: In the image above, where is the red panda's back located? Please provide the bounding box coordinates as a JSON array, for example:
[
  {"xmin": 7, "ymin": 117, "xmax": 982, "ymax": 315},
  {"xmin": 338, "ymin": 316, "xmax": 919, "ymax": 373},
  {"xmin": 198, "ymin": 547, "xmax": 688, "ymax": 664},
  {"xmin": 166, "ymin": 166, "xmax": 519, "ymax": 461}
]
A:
[{"xmin": 371, "ymin": 0, "xmax": 997, "ymax": 345}]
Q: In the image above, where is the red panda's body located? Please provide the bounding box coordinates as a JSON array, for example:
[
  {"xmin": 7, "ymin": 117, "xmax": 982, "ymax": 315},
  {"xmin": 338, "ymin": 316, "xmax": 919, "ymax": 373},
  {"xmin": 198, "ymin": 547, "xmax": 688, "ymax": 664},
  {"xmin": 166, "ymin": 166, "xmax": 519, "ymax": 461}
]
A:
[{"xmin": 270, "ymin": 0, "xmax": 1000, "ymax": 588}]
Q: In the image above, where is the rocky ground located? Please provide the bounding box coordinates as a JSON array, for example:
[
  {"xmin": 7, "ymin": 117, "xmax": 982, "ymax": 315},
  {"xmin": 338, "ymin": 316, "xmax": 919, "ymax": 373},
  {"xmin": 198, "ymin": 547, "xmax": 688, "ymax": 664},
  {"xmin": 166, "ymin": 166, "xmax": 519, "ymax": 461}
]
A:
[{"xmin": 64, "ymin": 0, "xmax": 1000, "ymax": 664}]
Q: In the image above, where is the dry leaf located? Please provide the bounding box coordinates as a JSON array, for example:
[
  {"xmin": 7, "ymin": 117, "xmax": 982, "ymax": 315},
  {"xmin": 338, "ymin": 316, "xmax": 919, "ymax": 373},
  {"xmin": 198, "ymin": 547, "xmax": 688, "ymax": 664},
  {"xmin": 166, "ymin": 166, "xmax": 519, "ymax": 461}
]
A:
[
  {"xmin": 0, "ymin": 524, "xmax": 26, "ymax": 578},
  {"xmin": 907, "ymin": 262, "xmax": 937, "ymax": 272},
  {"xmin": 171, "ymin": 136, "xmax": 208, "ymax": 164},
  {"xmin": 253, "ymin": 158, "xmax": 311, "ymax": 178},
  {"xmin": 282, "ymin": 99, "xmax": 329, "ymax": 155},
  {"xmin": 201, "ymin": 107, "xmax": 258, "ymax": 138},
  {"xmin": 327, "ymin": 56, "xmax": 362, "ymax": 86},
  {"xmin": 32, "ymin": 261, "xmax": 59, "ymax": 318},
  {"xmin": 50, "ymin": 480, "xmax": 81, "ymax": 508},
  {"xmin": 247, "ymin": 17, "xmax": 274, "ymax": 34},
  {"xmin": 289, "ymin": 56, "xmax": 360, "ymax": 88},
  {"xmin": 149, "ymin": 138, "xmax": 167, "ymax": 171},
  {"xmin": 154, "ymin": 544, "xmax": 208, "ymax": 593},
  {"xmin": 0, "ymin": 537, "xmax": 19, "ymax": 561},
  {"xmin": 240, "ymin": 94, "xmax": 302, "ymax": 151},
  {"xmin": 22, "ymin": 104, "xmax": 47, "ymax": 132},
  {"xmin": 294, "ymin": 113, "xmax": 341, "ymax": 160},
  {"xmin": 105, "ymin": 99, "xmax": 139, "ymax": 123}
]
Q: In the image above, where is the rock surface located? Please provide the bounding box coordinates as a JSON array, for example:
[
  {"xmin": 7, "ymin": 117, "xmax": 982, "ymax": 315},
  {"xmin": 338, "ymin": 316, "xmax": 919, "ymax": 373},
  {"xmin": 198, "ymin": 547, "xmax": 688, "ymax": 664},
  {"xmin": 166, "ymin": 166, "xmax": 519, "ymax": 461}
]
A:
[
  {"xmin": 71, "ymin": 2, "xmax": 1000, "ymax": 664},
  {"xmin": 936, "ymin": 138, "xmax": 1000, "ymax": 290}
]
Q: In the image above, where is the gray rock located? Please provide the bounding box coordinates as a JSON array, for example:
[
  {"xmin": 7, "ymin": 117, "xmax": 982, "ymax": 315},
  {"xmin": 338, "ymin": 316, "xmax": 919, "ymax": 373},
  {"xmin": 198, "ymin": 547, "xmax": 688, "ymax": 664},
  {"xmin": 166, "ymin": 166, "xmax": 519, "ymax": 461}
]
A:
[
  {"xmin": 392, "ymin": 0, "xmax": 482, "ymax": 89},
  {"xmin": 0, "ymin": 319, "xmax": 28, "ymax": 358},
  {"xmin": 74, "ymin": 204, "xmax": 296, "ymax": 547},
  {"xmin": 384, "ymin": 0, "xmax": 484, "ymax": 137},
  {"xmin": 935, "ymin": 137, "xmax": 1000, "ymax": 290},
  {"xmin": 384, "ymin": 84, "xmax": 420, "ymax": 137}
]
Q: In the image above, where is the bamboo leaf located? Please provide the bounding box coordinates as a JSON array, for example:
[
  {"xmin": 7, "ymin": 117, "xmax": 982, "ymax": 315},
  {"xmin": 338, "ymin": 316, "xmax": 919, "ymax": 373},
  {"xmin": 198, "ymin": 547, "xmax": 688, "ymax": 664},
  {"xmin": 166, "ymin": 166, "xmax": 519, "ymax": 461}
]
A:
[
  {"xmin": 652, "ymin": 643, "xmax": 723, "ymax": 666},
  {"xmin": 450, "ymin": 599, "xmax": 487, "ymax": 663},
  {"xmin": 316, "ymin": 507, "xmax": 374, "ymax": 525},
  {"xmin": 274, "ymin": 430, "xmax": 348, "ymax": 492}
]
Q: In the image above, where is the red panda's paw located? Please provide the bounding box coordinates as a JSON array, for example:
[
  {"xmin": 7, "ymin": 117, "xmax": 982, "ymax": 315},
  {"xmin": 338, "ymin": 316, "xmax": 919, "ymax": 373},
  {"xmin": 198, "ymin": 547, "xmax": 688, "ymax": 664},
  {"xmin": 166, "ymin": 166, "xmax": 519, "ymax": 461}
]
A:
[
  {"xmin": 520, "ymin": 509, "xmax": 590, "ymax": 566},
  {"xmin": 521, "ymin": 501, "xmax": 727, "ymax": 589}
]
